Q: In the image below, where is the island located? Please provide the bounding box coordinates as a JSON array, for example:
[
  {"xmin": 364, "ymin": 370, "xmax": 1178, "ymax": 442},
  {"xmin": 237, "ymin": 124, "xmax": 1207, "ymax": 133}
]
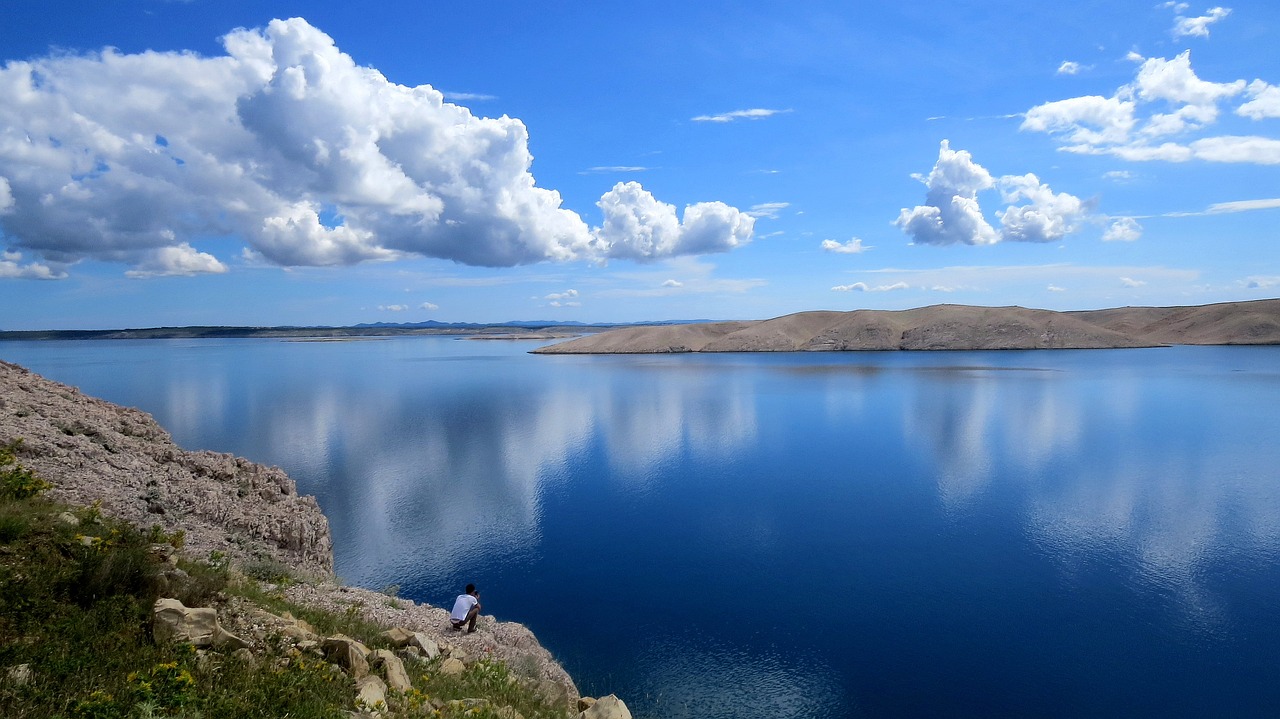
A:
[{"xmin": 531, "ymin": 299, "xmax": 1280, "ymax": 354}]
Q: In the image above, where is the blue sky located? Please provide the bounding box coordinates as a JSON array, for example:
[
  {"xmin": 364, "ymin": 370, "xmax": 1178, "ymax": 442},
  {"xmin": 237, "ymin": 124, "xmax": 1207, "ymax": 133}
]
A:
[{"xmin": 1, "ymin": 1, "xmax": 1277, "ymax": 329}]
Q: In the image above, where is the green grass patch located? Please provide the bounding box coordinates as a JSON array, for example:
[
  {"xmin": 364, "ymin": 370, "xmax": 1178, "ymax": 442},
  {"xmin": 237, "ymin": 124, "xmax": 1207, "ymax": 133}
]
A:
[{"xmin": 0, "ymin": 444, "xmax": 574, "ymax": 718}]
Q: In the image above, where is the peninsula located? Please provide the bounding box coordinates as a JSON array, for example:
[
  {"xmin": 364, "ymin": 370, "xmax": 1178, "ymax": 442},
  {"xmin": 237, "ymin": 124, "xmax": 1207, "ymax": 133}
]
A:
[{"xmin": 532, "ymin": 299, "xmax": 1280, "ymax": 354}]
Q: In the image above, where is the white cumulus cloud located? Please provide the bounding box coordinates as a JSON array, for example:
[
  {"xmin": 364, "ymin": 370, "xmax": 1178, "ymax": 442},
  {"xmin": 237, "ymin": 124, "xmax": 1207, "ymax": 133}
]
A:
[
  {"xmin": 1057, "ymin": 61, "xmax": 1083, "ymax": 76},
  {"xmin": 1022, "ymin": 50, "xmax": 1279, "ymax": 164},
  {"xmin": 420, "ymin": 302, "xmax": 439, "ymax": 311},
  {"xmin": 1120, "ymin": 276, "xmax": 1147, "ymax": 287},
  {"xmin": 0, "ymin": 18, "xmax": 753, "ymax": 278},
  {"xmin": 662, "ymin": 279, "xmax": 683, "ymax": 288},
  {"xmin": 0, "ymin": 250, "xmax": 65, "ymax": 280},
  {"xmin": 1237, "ymin": 80, "xmax": 1280, "ymax": 119},
  {"xmin": 1103, "ymin": 217, "xmax": 1143, "ymax": 242},
  {"xmin": 378, "ymin": 304, "xmax": 410, "ymax": 311},
  {"xmin": 821, "ymin": 238, "xmax": 871, "ymax": 254},
  {"xmin": 896, "ymin": 142, "xmax": 1089, "ymax": 246},
  {"xmin": 124, "ymin": 242, "xmax": 228, "ymax": 278},
  {"xmin": 594, "ymin": 182, "xmax": 754, "ymax": 261},
  {"xmin": 1172, "ymin": 6, "xmax": 1231, "ymax": 39}
]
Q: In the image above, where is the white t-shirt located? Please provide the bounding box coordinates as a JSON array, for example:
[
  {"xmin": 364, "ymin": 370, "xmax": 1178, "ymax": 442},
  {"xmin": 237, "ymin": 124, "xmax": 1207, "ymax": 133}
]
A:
[{"xmin": 451, "ymin": 593, "xmax": 479, "ymax": 621}]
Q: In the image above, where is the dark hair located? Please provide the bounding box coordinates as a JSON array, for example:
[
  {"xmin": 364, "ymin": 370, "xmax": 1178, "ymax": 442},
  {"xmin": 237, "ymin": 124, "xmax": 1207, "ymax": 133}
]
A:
[{"xmin": 465, "ymin": 583, "xmax": 476, "ymax": 594}]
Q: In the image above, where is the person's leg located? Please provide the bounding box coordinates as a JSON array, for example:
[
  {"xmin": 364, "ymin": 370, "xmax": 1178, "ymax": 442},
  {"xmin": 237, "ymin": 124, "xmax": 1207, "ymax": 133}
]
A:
[{"xmin": 465, "ymin": 605, "xmax": 479, "ymax": 632}]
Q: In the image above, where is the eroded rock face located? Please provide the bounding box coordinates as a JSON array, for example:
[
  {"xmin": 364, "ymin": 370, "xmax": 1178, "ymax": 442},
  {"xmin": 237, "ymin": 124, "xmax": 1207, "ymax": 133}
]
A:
[{"xmin": 0, "ymin": 361, "xmax": 333, "ymax": 575}]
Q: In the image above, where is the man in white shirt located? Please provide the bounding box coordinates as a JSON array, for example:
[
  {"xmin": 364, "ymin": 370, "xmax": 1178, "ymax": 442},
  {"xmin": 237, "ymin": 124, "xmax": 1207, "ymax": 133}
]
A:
[{"xmin": 450, "ymin": 583, "xmax": 481, "ymax": 633}]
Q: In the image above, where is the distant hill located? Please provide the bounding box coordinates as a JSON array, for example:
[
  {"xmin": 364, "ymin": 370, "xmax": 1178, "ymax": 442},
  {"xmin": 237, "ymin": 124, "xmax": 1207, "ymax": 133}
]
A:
[{"xmin": 532, "ymin": 299, "xmax": 1280, "ymax": 354}]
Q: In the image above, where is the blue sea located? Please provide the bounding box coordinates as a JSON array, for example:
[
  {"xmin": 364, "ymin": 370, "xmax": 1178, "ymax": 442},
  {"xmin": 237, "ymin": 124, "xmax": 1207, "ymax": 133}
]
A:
[{"xmin": 3, "ymin": 338, "xmax": 1279, "ymax": 718}]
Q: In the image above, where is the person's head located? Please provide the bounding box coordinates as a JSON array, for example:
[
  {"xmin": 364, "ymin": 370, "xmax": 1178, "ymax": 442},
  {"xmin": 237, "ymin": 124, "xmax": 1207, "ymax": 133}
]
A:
[{"xmin": 465, "ymin": 583, "xmax": 477, "ymax": 596}]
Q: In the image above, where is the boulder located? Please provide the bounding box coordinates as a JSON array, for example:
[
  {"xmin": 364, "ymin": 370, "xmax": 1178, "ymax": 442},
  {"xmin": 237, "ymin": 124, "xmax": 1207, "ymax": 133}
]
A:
[
  {"xmin": 323, "ymin": 634, "xmax": 371, "ymax": 679},
  {"xmin": 578, "ymin": 694, "xmax": 631, "ymax": 719},
  {"xmin": 380, "ymin": 627, "xmax": 414, "ymax": 646},
  {"xmin": 355, "ymin": 675, "xmax": 388, "ymax": 713},
  {"xmin": 369, "ymin": 649, "xmax": 412, "ymax": 692},
  {"xmin": 408, "ymin": 631, "xmax": 440, "ymax": 659},
  {"xmin": 578, "ymin": 697, "xmax": 597, "ymax": 712},
  {"xmin": 152, "ymin": 598, "xmax": 250, "ymax": 649},
  {"xmin": 439, "ymin": 657, "xmax": 466, "ymax": 676}
]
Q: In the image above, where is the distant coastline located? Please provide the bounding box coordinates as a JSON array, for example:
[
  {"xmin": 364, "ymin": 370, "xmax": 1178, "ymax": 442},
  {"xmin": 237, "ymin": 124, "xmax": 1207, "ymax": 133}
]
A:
[{"xmin": 532, "ymin": 299, "xmax": 1280, "ymax": 354}]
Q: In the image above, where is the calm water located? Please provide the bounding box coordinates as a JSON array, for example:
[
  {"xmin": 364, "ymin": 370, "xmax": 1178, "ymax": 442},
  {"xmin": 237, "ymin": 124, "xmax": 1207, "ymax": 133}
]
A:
[{"xmin": 3, "ymin": 338, "xmax": 1279, "ymax": 718}]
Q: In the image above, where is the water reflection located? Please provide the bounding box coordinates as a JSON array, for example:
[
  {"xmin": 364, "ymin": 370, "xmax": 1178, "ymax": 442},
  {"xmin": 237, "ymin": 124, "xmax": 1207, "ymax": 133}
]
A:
[
  {"xmin": 899, "ymin": 358, "xmax": 1280, "ymax": 620},
  {"xmin": 220, "ymin": 353, "xmax": 759, "ymax": 587}
]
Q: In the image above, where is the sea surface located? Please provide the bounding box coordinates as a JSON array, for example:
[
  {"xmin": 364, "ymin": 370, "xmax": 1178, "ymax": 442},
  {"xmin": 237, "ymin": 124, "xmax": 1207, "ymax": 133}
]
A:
[{"xmin": 2, "ymin": 338, "xmax": 1279, "ymax": 718}]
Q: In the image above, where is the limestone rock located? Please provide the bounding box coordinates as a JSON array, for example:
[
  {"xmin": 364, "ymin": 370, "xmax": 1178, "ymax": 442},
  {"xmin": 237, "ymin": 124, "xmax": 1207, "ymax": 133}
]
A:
[
  {"xmin": 0, "ymin": 360, "xmax": 334, "ymax": 575},
  {"xmin": 323, "ymin": 634, "xmax": 371, "ymax": 679},
  {"xmin": 355, "ymin": 675, "xmax": 388, "ymax": 713},
  {"xmin": 578, "ymin": 694, "xmax": 631, "ymax": 719},
  {"xmin": 408, "ymin": 632, "xmax": 439, "ymax": 659},
  {"xmin": 496, "ymin": 707, "xmax": 525, "ymax": 719},
  {"xmin": 369, "ymin": 648, "xmax": 412, "ymax": 692},
  {"xmin": 153, "ymin": 598, "xmax": 219, "ymax": 647},
  {"xmin": 380, "ymin": 627, "xmax": 413, "ymax": 646},
  {"xmin": 439, "ymin": 657, "xmax": 466, "ymax": 676},
  {"xmin": 578, "ymin": 697, "xmax": 597, "ymax": 712}
]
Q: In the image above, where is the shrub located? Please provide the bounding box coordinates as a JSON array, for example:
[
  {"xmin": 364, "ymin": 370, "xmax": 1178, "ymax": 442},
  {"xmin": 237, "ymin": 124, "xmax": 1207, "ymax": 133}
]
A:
[{"xmin": 0, "ymin": 439, "xmax": 52, "ymax": 500}]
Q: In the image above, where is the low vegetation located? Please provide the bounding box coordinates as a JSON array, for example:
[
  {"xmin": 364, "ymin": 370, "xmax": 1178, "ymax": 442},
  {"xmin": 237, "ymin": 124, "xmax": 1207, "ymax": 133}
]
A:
[{"xmin": 0, "ymin": 441, "xmax": 570, "ymax": 718}]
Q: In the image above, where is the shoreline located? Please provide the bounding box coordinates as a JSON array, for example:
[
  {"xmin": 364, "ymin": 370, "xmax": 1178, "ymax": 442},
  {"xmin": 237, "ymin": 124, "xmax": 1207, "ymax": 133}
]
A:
[{"xmin": 0, "ymin": 358, "xmax": 582, "ymax": 707}]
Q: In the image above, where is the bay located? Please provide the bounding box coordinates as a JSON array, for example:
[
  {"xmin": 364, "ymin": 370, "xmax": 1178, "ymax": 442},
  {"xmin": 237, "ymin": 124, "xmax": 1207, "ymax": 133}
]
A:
[{"xmin": 2, "ymin": 338, "xmax": 1279, "ymax": 717}]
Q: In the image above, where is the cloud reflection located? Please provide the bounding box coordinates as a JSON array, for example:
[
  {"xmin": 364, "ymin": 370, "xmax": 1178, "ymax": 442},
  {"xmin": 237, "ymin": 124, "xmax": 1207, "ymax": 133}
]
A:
[{"xmin": 901, "ymin": 361, "xmax": 1280, "ymax": 621}]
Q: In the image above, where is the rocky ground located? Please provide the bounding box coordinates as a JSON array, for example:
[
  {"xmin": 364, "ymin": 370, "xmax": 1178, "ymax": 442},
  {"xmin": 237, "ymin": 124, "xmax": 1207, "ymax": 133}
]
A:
[{"xmin": 0, "ymin": 358, "xmax": 585, "ymax": 712}]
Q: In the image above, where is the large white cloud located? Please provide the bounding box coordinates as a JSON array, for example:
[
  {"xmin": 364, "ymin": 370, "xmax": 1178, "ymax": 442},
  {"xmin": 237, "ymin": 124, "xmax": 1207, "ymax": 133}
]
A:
[
  {"xmin": 1022, "ymin": 50, "xmax": 1279, "ymax": 164},
  {"xmin": 0, "ymin": 18, "xmax": 752, "ymax": 278},
  {"xmin": 896, "ymin": 142, "xmax": 1089, "ymax": 246},
  {"xmin": 594, "ymin": 182, "xmax": 754, "ymax": 261}
]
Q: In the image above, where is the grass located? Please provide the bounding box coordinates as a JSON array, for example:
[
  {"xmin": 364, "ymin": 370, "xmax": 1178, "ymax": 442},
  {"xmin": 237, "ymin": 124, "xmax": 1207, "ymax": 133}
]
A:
[{"xmin": 0, "ymin": 442, "xmax": 574, "ymax": 719}]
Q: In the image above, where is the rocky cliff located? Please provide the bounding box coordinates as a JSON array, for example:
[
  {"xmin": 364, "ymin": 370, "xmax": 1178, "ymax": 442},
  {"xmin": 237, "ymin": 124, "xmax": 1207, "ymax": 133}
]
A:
[
  {"xmin": 0, "ymin": 359, "xmax": 333, "ymax": 574},
  {"xmin": 0, "ymin": 359, "xmax": 582, "ymax": 707}
]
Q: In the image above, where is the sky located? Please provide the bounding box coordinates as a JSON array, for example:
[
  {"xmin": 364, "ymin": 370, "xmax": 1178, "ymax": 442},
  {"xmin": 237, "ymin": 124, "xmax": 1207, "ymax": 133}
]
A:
[{"xmin": 0, "ymin": 0, "xmax": 1277, "ymax": 329}]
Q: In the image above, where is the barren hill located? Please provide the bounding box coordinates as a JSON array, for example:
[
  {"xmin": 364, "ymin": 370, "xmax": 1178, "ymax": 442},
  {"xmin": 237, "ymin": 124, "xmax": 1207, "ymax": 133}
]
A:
[{"xmin": 534, "ymin": 299, "xmax": 1280, "ymax": 354}]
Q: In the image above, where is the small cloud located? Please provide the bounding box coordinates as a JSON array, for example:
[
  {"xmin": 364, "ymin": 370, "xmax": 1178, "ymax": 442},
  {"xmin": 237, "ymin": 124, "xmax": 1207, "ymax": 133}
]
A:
[
  {"xmin": 1047, "ymin": 284, "xmax": 1066, "ymax": 292},
  {"xmin": 1172, "ymin": 6, "xmax": 1231, "ymax": 39},
  {"xmin": 378, "ymin": 304, "xmax": 410, "ymax": 311},
  {"xmin": 544, "ymin": 289, "xmax": 579, "ymax": 301},
  {"xmin": 1126, "ymin": 50, "xmax": 1146, "ymax": 62},
  {"xmin": 420, "ymin": 302, "xmax": 439, "ymax": 311},
  {"xmin": 1243, "ymin": 275, "xmax": 1280, "ymax": 289},
  {"xmin": 1206, "ymin": 197, "xmax": 1280, "ymax": 214},
  {"xmin": 821, "ymin": 238, "xmax": 871, "ymax": 254},
  {"xmin": 1103, "ymin": 217, "xmax": 1143, "ymax": 242},
  {"xmin": 1119, "ymin": 276, "xmax": 1146, "ymax": 287},
  {"xmin": 580, "ymin": 166, "xmax": 651, "ymax": 174},
  {"xmin": 1103, "ymin": 170, "xmax": 1136, "ymax": 182},
  {"xmin": 0, "ymin": 250, "xmax": 66, "ymax": 280},
  {"xmin": 1057, "ymin": 61, "xmax": 1083, "ymax": 75},
  {"xmin": 124, "ymin": 243, "xmax": 227, "ymax": 278},
  {"xmin": 692, "ymin": 108, "xmax": 791, "ymax": 123},
  {"xmin": 442, "ymin": 91, "xmax": 497, "ymax": 102},
  {"xmin": 662, "ymin": 279, "xmax": 683, "ymax": 288},
  {"xmin": 832, "ymin": 281, "xmax": 909, "ymax": 292},
  {"xmin": 746, "ymin": 202, "xmax": 790, "ymax": 219}
]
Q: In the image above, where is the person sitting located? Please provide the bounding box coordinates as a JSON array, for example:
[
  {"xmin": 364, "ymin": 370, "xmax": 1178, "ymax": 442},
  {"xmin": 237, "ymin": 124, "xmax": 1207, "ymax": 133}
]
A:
[{"xmin": 450, "ymin": 583, "xmax": 481, "ymax": 633}]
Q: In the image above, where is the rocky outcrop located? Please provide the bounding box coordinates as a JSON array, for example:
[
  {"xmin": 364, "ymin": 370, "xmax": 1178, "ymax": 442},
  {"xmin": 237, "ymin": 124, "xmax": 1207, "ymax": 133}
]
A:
[
  {"xmin": 533, "ymin": 299, "xmax": 1280, "ymax": 354},
  {"xmin": 0, "ymin": 360, "xmax": 332, "ymax": 574},
  {"xmin": 1, "ymin": 359, "xmax": 589, "ymax": 711},
  {"xmin": 152, "ymin": 598, "xmax": 250, "ymax": 649}
]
